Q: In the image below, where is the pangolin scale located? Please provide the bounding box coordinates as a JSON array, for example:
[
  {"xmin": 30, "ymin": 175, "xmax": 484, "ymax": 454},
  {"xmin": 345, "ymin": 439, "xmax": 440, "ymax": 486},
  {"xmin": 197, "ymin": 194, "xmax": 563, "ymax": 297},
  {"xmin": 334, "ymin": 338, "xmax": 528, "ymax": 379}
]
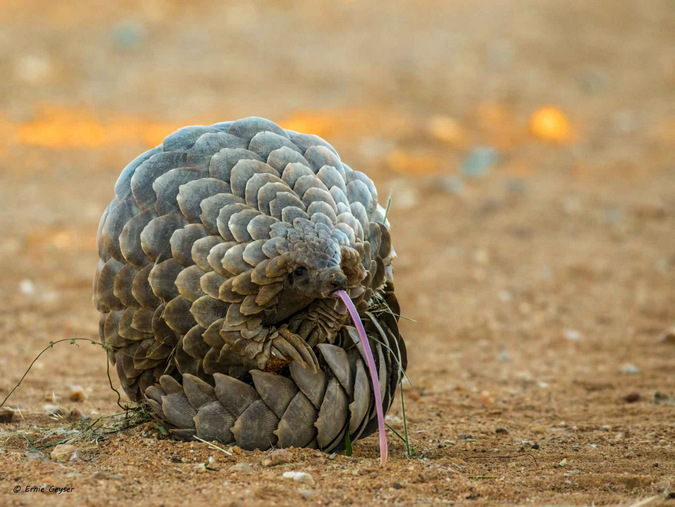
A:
[{"xmin": 94, "ymin": 117, "xmax": 406, "ymax": 452}]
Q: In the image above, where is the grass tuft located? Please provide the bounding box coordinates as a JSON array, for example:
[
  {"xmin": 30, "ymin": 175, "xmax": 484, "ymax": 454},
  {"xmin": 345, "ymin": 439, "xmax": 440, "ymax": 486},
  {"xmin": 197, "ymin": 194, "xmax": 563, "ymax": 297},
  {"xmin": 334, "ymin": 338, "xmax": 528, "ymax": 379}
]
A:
[
  {"xmin": 0, "ymin": 336, "xmax": 153, "ymax": 453},
  {"xmin": 367, "ymin": 296, "xmax": 421, "ymax": 459}
]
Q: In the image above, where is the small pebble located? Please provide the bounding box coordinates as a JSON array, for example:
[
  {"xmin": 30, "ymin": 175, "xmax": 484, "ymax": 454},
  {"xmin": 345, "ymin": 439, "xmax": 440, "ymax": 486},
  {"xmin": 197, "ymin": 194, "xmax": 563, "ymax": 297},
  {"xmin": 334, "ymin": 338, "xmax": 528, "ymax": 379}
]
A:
[
  {"xmin": 298, "ymin": 488, "xmax": 315, "ymax": 499},
  {"xmin": 653, "ymin": 392, "xmax": 670, "ymax": 404},
  {"xmin": 633, "ymin": 199, "xmax": 667, "ymax": 219},
  {"xmin": 393, "ymin": 482, "xmax": 404, "ymax": 489},
  {"xmin": 579, "ymin": 68, "xmax": 609, "ymax": 94},
  {"xmin": 498, "ymin": 290, "xmax": 513, "ymax": 303},
  {"xmin": 112, "ymin": 23, "xmax": 145, "ymax": 51},
  {"xmin": 283, "ymin": 471, "xmax": 315, "ymax": 486},
  {"xmin": 0, "ymin": 407, "xmax": 14, "ymax": 423},
  {"xmin": 441, "ymin": 176, "xmax": 464, "ymax": 195},
  {"xmin": 563, "ymin": 329, "xmax": 581, "ymax": 341},
  {"xmin": 623, "ymin": 392, "xmax": 640, "ymax": 403},
  {"xmin": 495, "ymin": 427, "xmax": 509, "ymax": 435},
  {"xmin": 261, "ymin": 449, "xmax": 292, "ymax": 467},
  {"xmin": 621, "ymin": 363, "xmax": 640, "ymax": 374},
  {"xmin": 462, "ymin": 146, "xmax": 498, "ymax": 178},
  {"xmin": 19, "ymin": 279, "xmax": 36, "ymax": 295},
  {"xmin": 50, "ymin": 444, "xmax": 77, "ymax": 462},
  {"xmin": 68, "ymin": 385, "xmax": 86, "ymax": 402},
  {"xmin": 498, "ymin": 350, "xmax": 511, "ymax": 362},
  {"xmin": 478, "ymin": 390, "xmax": 494, "ymax": 405},
  {"xmin": 15, "ymin": 55, "xmax": 53, "ymax": 84},
  {"xmin": 230, "ymin": 463, "xmax": 253, "ymax": 473},
  {"xmin": 505, "ymin": 178, "xmax": 527, "ymax": 195},
  {"xmin": 658, "ymin": 328, "xmax": 675, "ymax": 345}
]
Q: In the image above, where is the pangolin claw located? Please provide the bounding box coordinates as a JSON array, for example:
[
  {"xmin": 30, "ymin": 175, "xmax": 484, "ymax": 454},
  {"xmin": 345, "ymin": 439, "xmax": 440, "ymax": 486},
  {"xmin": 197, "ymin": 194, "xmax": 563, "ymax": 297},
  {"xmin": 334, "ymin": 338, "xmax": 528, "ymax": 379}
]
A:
[{"xmin": 271, "ymin": 329, "xmax": 320, "ymax": 373}]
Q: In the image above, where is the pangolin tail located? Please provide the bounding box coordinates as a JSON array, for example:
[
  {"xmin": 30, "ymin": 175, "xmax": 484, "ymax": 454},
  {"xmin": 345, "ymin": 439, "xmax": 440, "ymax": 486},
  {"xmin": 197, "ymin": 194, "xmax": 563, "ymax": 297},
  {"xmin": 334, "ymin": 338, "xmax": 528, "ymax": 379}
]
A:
[{"xmin": 143, "ymin": 299, "xmax": 406, "ymax": 455}]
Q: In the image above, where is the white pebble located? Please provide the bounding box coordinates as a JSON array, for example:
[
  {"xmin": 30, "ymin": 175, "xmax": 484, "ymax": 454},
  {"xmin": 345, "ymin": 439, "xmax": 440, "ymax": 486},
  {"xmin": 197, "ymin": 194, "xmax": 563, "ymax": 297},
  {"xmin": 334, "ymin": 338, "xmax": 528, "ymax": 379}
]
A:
[
  {"xmin": 15, "ymin": 54, "xmax": 53, "ymax": 83},
  {"xmin": 230, "ymin": 463, "xmax": 253, "ymax": 473},
  {"xmin": 283, "ymin": 471, "xmax": 315, "ymax": 486},
  {"xmin": 621, "ymin": 363, "xmax": 640, "ymax": 374},
  {"xmin": 298, "ymin": 488, "xmax": 315, "ymax": 498},
  {"xmin": 19, "ymin": 279, "xmax": 35, "ymax": 295},
  {"xmin": 563, "ymin": 329, "xmax": 581, "ymax": 341},
  {"xmin": 498, "ymin": 290, "xmax": 512, "ymax": 303}
]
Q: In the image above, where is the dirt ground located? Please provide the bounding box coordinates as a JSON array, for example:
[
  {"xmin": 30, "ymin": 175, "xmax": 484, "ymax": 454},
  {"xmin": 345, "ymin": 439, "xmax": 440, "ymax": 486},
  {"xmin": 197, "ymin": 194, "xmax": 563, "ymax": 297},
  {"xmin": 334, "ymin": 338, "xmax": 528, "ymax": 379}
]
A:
[{"xmin": 0, "ymin": 1, "xmax": 674, "ymax": 505}]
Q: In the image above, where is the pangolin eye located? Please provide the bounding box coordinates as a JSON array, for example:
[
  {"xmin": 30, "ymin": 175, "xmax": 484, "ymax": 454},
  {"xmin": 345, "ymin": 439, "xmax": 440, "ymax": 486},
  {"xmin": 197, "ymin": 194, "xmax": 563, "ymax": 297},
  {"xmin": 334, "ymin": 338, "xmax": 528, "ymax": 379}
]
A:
[{"xmin": 293, "ymin": 266, "xmax": 308, "ymax": 278}]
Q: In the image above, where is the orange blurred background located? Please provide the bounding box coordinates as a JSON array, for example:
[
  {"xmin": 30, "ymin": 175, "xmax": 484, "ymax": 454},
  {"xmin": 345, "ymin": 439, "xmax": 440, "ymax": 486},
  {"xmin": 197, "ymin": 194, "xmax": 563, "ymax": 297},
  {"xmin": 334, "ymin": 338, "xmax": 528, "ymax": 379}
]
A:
[{"xmin": 0, "ymin": 0, "xmax": 672, "ymax": 295}]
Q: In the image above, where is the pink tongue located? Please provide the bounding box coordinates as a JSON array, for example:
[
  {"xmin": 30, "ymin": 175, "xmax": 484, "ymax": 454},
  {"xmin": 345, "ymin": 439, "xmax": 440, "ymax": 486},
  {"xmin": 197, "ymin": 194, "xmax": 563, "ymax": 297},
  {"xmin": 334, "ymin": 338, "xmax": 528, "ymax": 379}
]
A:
[{"xmin": 335, "ymin": 289, "xmax": 388, "ymax": 465}]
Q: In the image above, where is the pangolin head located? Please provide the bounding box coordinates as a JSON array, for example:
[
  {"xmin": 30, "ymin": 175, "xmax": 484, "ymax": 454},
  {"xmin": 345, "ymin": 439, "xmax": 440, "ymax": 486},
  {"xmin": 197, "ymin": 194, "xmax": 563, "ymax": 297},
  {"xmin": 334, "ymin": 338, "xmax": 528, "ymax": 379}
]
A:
[
  {"xmin": 283, "ymin": 223, "xmax": 366, "ymax": 300},
  {"xmin": 270, "ymin": 217, "xmax": 367, "ymax": 314}
]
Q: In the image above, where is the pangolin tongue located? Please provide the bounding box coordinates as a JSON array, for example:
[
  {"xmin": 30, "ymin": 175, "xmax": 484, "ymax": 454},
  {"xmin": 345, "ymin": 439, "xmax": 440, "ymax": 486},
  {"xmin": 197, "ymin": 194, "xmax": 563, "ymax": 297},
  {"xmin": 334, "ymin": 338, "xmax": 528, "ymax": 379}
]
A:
[{"xmin": 335, "ymin": 289, "xmax": 388, "ymax": 465}]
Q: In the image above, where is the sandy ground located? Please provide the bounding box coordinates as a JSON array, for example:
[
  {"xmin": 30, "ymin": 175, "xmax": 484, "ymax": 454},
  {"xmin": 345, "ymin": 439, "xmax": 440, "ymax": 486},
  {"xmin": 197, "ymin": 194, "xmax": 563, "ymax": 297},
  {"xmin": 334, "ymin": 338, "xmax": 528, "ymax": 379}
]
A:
[{"xmin": 0, "ymin": 1, "xmax": 674, "ymax": 505}]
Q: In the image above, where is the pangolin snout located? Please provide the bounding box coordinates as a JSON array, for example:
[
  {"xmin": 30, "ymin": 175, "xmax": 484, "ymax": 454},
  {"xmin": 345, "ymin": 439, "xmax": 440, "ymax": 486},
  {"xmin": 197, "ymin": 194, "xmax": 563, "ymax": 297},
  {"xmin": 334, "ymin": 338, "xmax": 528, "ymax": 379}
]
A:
[{"xmin": 321, "ymin": 266, "xmax": 347, "ymax": 297}]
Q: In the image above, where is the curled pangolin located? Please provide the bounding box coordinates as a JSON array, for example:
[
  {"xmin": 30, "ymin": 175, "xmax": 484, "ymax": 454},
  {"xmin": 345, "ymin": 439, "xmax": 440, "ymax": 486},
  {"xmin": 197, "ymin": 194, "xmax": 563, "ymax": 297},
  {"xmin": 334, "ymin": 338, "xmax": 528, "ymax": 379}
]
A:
[{"xmin": 93, "ymin": 116, "xmax": 406, "ymax": 459}]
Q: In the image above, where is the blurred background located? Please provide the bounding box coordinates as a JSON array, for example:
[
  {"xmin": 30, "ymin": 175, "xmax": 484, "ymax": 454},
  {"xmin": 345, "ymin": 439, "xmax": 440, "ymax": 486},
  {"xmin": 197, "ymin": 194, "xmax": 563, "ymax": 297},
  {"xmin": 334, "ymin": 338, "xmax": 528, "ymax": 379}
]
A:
[{"xmin": 0, "ymin": 1, "xmax": 674, "ymax": 503}]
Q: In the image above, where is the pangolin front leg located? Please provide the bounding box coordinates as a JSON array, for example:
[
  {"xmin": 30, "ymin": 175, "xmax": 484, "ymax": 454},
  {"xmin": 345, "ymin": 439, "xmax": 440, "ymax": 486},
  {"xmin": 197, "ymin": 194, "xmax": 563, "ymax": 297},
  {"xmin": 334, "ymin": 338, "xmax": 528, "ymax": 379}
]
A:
[{"xmin": 220, "ymin": 323, "xmax": 320, "ymax": 373}]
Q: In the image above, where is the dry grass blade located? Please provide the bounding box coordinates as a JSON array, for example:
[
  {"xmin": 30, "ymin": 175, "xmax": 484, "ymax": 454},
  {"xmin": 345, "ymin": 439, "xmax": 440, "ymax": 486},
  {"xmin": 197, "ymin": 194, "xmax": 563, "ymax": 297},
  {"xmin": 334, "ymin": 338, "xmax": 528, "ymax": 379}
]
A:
[{"xmin": 193, "ymin": 436, "xmax": 233, "ymax": 456}]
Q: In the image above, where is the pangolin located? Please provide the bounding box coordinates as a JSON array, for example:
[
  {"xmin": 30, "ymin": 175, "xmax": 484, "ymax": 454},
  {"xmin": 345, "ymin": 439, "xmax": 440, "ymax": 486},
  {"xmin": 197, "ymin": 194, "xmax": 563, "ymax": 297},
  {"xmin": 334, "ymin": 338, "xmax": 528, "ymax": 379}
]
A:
[{"xmin": 93, "ymin": 117, "xmax": 406, "ymax": 461}]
